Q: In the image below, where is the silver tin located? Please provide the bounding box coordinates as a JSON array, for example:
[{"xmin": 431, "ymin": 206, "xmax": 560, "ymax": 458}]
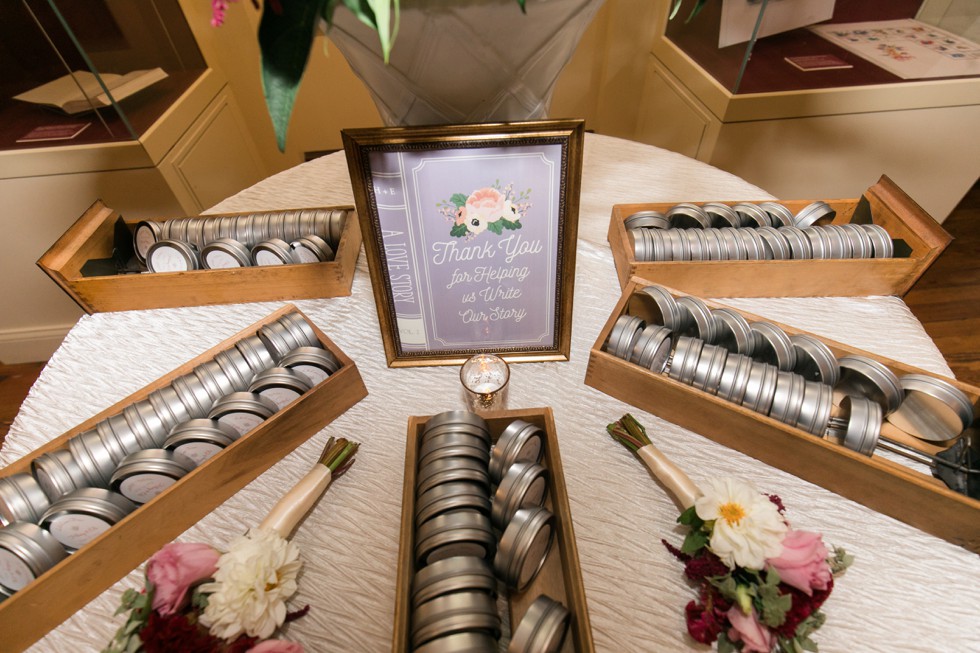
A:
[
  {"xmin": 606, "ymin": 315, "xmax": 644, "ymax": 360},
  {"xmin": 716, "ymin": 353, "xmax": 754, "ymax": 405},
  {"xmin": 110, "ymin": 449, "xmax": 197, "ymax": 505},
  {"xmin": 418, "ymin": 432, "xmax": 491, "ymax": 469},
  {"xmin": 411, "ymin": 590, "xmax": 501, "ymax": 649},
  {"xmin": 0, "ymin": 522, "xmax": 67, "ymax": 594},
  {"xmin": 758, "ymin": 202, "xmax": 794, "ymax": 228},
  {"xmin": 691, "ymin": 343, "xmax": 729, "ymax": 395},
  {"xmin": 133, "ymin": 221, "xmax": 163, "ymax": 263},
  {"xmin": 235, "ymin": 335, "xmax": 277, "ymax": 374},
  {"xmin": 778, "ymin": 225, "xmax": 813, "ymax": 259},
  {"xmin": 712, "ymin": 308, "xmax": 755, "ymax": 356},
  {"xmin": 0, "ymin": 474, "xmax": 51, "ymax": 526},
  {"xmin": 822, "ymin": 224, "xmax": 850, "ymax": 259},
  {"xmin": 702, "ymin": 202, "xmax": 741, "ymax": 228},
  {"xmin": 278, "ymin": 312, "xmax": 321, "ymax": 348},
  {"xmin": 251, "ymin": 238, "xmax": 295, "ymax": 266},
  {"xmin": 31, "ymin": 449, "xmax": 88, "ymax": 502},
  {"xmin": 667, "ymin": 336, "xmax": 704, "ymax": 386},
  {"xmin": 67, "ymin": 429, "xmax": 116, "ymax": 488},
  {"xmin": 796, "ymin": 380, "xmax": 833, "ymax": 436},
  {"xmin": 732, "ymin": 202, "xmax": 772, "ymax": 228},
  {"xmin": 790, "ymin": 334, "xmax": 840, "ymax": 386},
  {"xmin": 494, "ymin": 506, "xmax": 555, "ymax": 592},
  {"xmin": 740, "ymin": 361, "xmax": 779, "ymax": 415},
  {"xmin": 624, "ymin": 210, "xmax": 669, "ymax": 230},
  {"xmin": 257, "ymin": 322, "xmax": 306, "ymax": 361},
  {"xmin": 201, "ymin": 238, "xmax": 252, "ymax": 269},
  {"xmin": 667, "ymin": 203, "xmax": 712, "ymax": 229},
  {"xmin": 830, "ymin": 396, "xmax": 882, "ymax": 456},
  {"xmin": 750, "ymin": 322, "xmax": 797, "ymax": 372},
  {"xmin": 718, "ymin": 227, "xmax": 747, "ymax": 260},
  {"xmin": 738, "ymin": 227, "xmax": 769, "ymax": 260},
  {"xmin": 279, "ymin": 346, "xmax": 339, "ymax": 386},
  {"xmin": 862, "ymin": 224, "xmax": 893, "ymax": 258},
  {"xmin": 97, "ymin": 414, "xmax": 142, "ymax": 462},
  {"xmin": 417, "ymin": 457, "xmax": 491, "ymax": 497},
  {"xmin": 682, "ymin": 228, "xmax": 708, "ymax": 261},
  {"xmin": 248, "ymin": 366, "xmax": 312, "ymax": 410},
  {"xmin": 147, "ymin": 386, "xmax": 193, "ymax": 433},
  {"xmin": 194, "ymin": 360, "xmax": 240, "ymax": 404},
  {"xmin": 146, "ymin": 239, "xmax": 200, "ymax": 273},
  {"xmin": 701, "ymin": 228, "xmax": 726, "ymax": 260},
  {"xmin": 886, "ymin": 374, "xmax": 974, "ymax": 442},
  {"xmin": 207, "ymin": 391, "xmax": 278, "ymax": 437},
  {"xmin": 123, "ymin": 400, "xmax": 170, "ymax": 448},
  {"xmin": 769, "ymin": 371, "xmax": 808, "ymax": 427},
  {"xmin": 629, "ymin": 325, "xmax": 673, "ymax": 373},
  {"xmin": 837, "ymin": 356, "xmax": 904, "ymax": 416},
  {"xmin": 633, "ymin": 285, "xmax": 682, "ymax": 330},
  {"xmin": 421, "ymin": 423, "xmax": 494, "ymax": 449},
  {"xmin": 425, "ymin": 411, "xmax": 491, "ymax": 441},
  {"xmin": 172, "ymin": 373, "xmax": 216, "ymax": 419},
  {"xmin": 411, "ymin": 555, "xmax": 496, "ymax": 610},
  {"xmin": 213, "ymin": 348, "xmax": 257, "ymax": 391},
  {"xmin": 676, "ymin": 296, "xmax": 718, "ymax": 343},
  {"xmin": 163, "ymin": 418, "xmax": 240, "ymax": 465},
  {"xmin": 489, "ymin": 420, "xmax": 545, "ymax": 485},
  {"xmin": 491, "ymin": 461, "xmax": 549, "ymax": 531},
  {"xmin": 794, "ymin": 201, "xmax": 836, "ymax": 228},
  {"xmin": 803, "ymin": 227, "xmax": 831, "ymax": 259},
  {"xmin": 756, "ymin": 226, "xmax": 791, "ymax": 260},
  {"xmin": 416, "ymin": 482, "xmax": 492, "ymax": 528},
  {"xmin": 666, "ymin": 228, "xmax": 692, "ymax": 261},
  {"xmin": 508, "ymin": 594, "xmax": 571, "ymax": 653},
  {"xmin": 290, "ymin": 235, "xmax": 335, "ymax": 263},
  {"xmin": 414, "ymin": 632, "xmax": 498, "ymax": 653},
  {"xmin": 327, "ymin": 209, "xmax": 348, "ymax": 249},
  {"xmin": 838, "ymin": 223, "xmax": 873, "ymax": 259},
  {"xmin": 415, "ymin": 510, "xmax": 496, "ymax": 567},
  {"xmin": 39, "ymin": 488, "xmax": 137, "ymax": 552}
]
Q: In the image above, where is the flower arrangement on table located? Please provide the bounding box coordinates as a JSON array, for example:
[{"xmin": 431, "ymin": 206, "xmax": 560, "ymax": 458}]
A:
[
  {"xmin": 607, "ymin": 414, "xmax": 852, "ymax": 653},
  {"xmin": 104, "ymin": 436, "xmax": 359, "ymax": 653}
]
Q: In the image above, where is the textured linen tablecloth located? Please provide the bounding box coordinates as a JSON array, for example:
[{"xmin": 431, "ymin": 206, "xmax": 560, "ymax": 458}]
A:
[{"xmin": 4, "ymin": 133, "xmax": 978, "ymax": 652}]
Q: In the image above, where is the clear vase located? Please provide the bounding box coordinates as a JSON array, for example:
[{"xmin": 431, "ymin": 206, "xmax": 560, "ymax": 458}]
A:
[{"xmin": 327, "ymin": 0, "xmax": 605, "ymax": 126}]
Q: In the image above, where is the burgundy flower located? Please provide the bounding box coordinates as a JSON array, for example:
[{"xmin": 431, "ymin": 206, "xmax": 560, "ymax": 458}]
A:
[
  {"xmin": 685, "ymin": 597, "xmax": 728, "ymax": 644},
  {"xmin": 776, "ymin": 578, "xmax": 835, "ymax": 638},
  {"xmin": 139, "ymin": 611, "xmax": 223, "ymax": 653},
  {"xmin": 766, "ymin": 493, "xmax": 786, "ymax": 515},
  {"xmin": 684, "ymin": 550, "xmax": 729, "ymax": 582}
]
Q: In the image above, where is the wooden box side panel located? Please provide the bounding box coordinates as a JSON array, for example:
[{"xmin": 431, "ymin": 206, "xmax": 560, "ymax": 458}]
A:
[
  {"xmin": 393, "ymin": 408, "xmax": 594, "ymax": 653},
  {"xmin": 0, "ymin": 306, "xmax": 368, "ymax": 652}
]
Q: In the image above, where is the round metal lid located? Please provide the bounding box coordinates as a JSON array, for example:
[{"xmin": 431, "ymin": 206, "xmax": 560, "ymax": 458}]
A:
[
  {"xmin": 201, "ymin": 238, "xmax": 252, "ymax": 269},
  {"xmin": 133, "ymin": 221, "xmax": 163, "ymax": 262},
  {"xmin": 0, "ymin": 474, "xmax": 50, "ymax": 526},
  {"xmin": 738, "ymin": 227, "xmax": 770, "ymax": 260},
  {"xmin": 667, "ymin": 203, "xmax": 712, "ymax": 229},
  {"xmin": 424, "ymin": 411, "xmax": 490, "ymax": 437},
  {"xmin": 716, "ymin": 353, "xmax": 754, "ymax": 405},
  {"xmin": 758, "ymin": 202, "xmax": 795, "ymax": 228},
  {"xmin": 494, "ymin": 506, "xmax": 555, "ymax": 592},
  {"xmin": 31, "ymin": 449, "xmax": 87, "ymax": 502},
  {"xmin": 491, "ymin": 461, "xmax": 549, "ymax": 530},
  {"xmin": 248, "ymin": 366, "xmax": 312, "ymax": 409},
  {"xmin": 39, "ymin": 487, "xmax": 137, "ymax": 543},
  {"xmin": 755, "ymin": 226, "xmax": 791, "ymax": 260},
  {"xmin": 770, "ymin": 371, "xmax": 807, "ymax": 426},
  {"xmin": 790, "ymin": 334, "xmax": 840, "ymax": 386},
  {"xmin": 66, "ymin": 429, "xmax": 115, "ymax": 488},
  {"xmin": 837, "ymin": 356, "xmax": 904, "ymax": 416},
  {"xmin": 279, "ymin": 346, "xmax": 340, "ymax": 385},
  {"xmin": 213, "ymin": 349, "xmax": 256, "ymax": 391},
  {"xmin": 665, "ymin": 229, "xmax": 692, "ymax": 261},
  {"xmin": 794, "ymin": 201, "xmax": 837, "ymax": 228},
  {"xmin": 676, "ymin": 296, "xmax": 718, "ymax": 344},
  {"xmin": 607, "ymin": 315, "xmax": 645, "ymax": 360},
  {"xmin": 750, "ymin": 322, "xmax": 797, "ymax": 372},
  {"xmin": 419, "ymin": 432, "xmax": 491, "ymax": 466},
  {"xmin": 732, "ymin": 202, "xmax": 771, "ymax": 228},
  {"xmin": 235, "ymin": 336, "xmax": 276, "ymax": 375},
  {"xmin": 414, "ymin": 631, "xmax": 498, "ymax": 653},
  {"xmin": 251, "ymin": 238, "xmax": 295, "ymax": 266},
  {"xmin": 796, "ymin": 380, "xmax": 833, "ymax": 436},
  {"xmin": 411, "ymin": 555, "xmax": 496, "ymax": 611},
  {"xmin": 631, "ymin": 285, "xmax": 682, "ymax": 331},
  {"xmin": 194, "ymin": 360, "xmax": 239, "ymax": 404},
  {"xmin": 630, "ymin": 324, "xmax": 673, "ymax": 373},
  {"xmin": 712, "ymin": 308, "xmax": 755, "ymax": 356},
  {"xmin": 837, "ymin": 396, "xmax": 882, "ymax": 456},
  {"xmin": 110, "ymin": 449, "xmax": 197, "ymax": 504},
  {"xmin": 667, "ymin": 336, "xmax": 704, "ymax": 386},
  {"xmin": 171, "ymin": 374, "xmax": 215, "ymax": 419},
  {"xmin": 886, "ymin": 374, "xmax": 974, "ymax": 442},
  {"xmin": 508, "ymin": 594, "xmax": 571, "ymax": 653},
  {"xmin": 861, "ymin": 224, "xmax": 893, "ymax": 258},
  {"xmin": 740, "ymin": 361, "xmax": 779, "ymax": 415},
  {"xmin": 146, "ymin": 239, "xmax": 199, "ymax": 273},
  {"xmin": 490, "ymin": 421, "xmax": 545, "ymax": 485},
  {"xmin": 290, "ymin": 235, "xmax": 335, "ymax": 263},
  {"xmin": 702, "ymin": 202, "xmax": 741, "ymax": 228},
  {"xmin": 717, "ymin": 227, "xmax": 747, "ymax": 260},
  {"xmin": 0, "ymin": 522, "xmax": 67, "ymax": 590},
  {"xmin": 624, "ymin": 210, "xmax": 669, "ymax": 230},
  {"xmin": 278, "ymin": 312, "xmax": 321, "ymax": 348}
]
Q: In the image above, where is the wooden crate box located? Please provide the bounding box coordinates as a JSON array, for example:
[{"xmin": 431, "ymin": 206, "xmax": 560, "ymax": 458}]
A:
[
  {"xmin": 0, "ymin": 305, "xmax": 368, "ymax": 652},
  {"xmin": 394, "ymin": 408, "xmax": 594, "ymax": 652},
  {"xmin": 607, "ymin": 175, "xmax": 951, "ymax": 297},
  {"xmin": 37, "ymin": 201, "xmax": 362, "ymax": 313},
  {"xmin": 584, "ymin": 278, "xmax": 980, "ymax": 553}
]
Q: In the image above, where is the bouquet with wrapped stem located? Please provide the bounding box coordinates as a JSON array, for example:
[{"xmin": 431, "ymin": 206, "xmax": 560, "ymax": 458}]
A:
[
  {"xmin": 607, "ymin": 414, "xmax": 852, "ymax": 653},
  {"xmin": 105, "ymin": 436, "xmax": 359, "ymax": 653}
]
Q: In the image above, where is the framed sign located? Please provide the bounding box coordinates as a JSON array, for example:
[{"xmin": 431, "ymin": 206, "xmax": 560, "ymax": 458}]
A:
[{"xmin": 343, "ymin": 120, "xmax": 584, "ymax": 367}]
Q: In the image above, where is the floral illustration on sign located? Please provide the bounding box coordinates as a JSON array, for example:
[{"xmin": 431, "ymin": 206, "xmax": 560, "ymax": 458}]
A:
[{"xmin": 437, "ymin": 182, "xmax": 531, "ymax": 238}]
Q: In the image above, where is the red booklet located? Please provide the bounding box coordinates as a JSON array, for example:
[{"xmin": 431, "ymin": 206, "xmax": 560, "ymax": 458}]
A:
[
  {"xmin": 16, "ymin": 122, "xmax": 91, "ymax": 143},
  {"xmin": 784, "ymin": 54, "xmax": 853, "ymax": 72}
]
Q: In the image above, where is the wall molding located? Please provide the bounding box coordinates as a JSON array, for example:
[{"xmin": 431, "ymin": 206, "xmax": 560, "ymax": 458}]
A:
[{"xmin": 0, "ymin": 324, "xmax": 73, "ymax": 364}]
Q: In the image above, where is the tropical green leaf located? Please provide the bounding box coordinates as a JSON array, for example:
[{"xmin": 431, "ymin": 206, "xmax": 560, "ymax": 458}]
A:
[
  {"xmin": 259, "ymin": 0, "xmax": 328, "ymax": 151},
  {"xmin": 680, "ymin": 528, "xmax": 708, "ymax": 554},
  {"xmin": 451, "ymin": 223, "xmax": 468, "ymax": 238},
  {"xmin": 451, "ymin": 193, "xmax": 469, "ymax": 208}
]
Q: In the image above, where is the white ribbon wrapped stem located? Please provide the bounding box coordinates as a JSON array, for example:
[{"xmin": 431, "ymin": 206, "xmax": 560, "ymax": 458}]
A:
[
  {"xmin": 258, "ymin": 464, "xmax": 334, "ymax": 538},
  {"xmin": 636, "ymin": 444, "xmax": 700, "ymax": 510}
]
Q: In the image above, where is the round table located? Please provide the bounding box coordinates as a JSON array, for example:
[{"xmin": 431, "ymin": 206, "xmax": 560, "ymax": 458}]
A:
[{"xmin": 3, "ymin": 133, "xmax": 978, "ymax": 652}]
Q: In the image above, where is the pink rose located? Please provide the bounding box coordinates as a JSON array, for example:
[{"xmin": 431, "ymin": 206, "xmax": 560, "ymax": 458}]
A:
[
  {"xmin": 248, "ymin": 641, "xmax": 304, "ymax": 653},
  {"xmin": 726, "ymin": 606, "xmax": 773, "ymax": 653},
  {"xmin": 767, "ymin": 529, "xmax": 832, "ymax": 596},
  {"xmin": 146, "ymin": 542, "xmax": 219, "ymax": 615},
  {"xmin": 464, "ymin": 187, "xmax": 506, "ymax": 232}
]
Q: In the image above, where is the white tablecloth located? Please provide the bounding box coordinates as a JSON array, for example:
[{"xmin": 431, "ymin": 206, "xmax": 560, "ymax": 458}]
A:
[{"xmin": 4, "ymin": 133, "xmax": 978, "ymax": 652}]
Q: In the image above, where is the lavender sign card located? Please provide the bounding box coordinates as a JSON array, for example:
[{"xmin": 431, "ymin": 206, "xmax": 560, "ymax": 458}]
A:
[{"xmin": 344, "ymin": 121, "xmax": 584, "ymax": 367}]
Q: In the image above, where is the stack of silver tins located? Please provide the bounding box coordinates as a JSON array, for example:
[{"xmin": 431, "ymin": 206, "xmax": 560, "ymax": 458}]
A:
[
  {"xmin": 605, "ymin": 315, "xmax": 645, "ymax": 360},
  {"xmin": 31, "ymin": 449, "xmax": 89, "ymax": 501},
  {"xmin": 836, "ymin": 356, "xmax": 904, "ymax": 416},
  {"xmin": 629, "ymin": 223, "xmax": 893, "ymax": 261},
  {"xmin": 417, "ymin": 482, "xmax": 491, "ymax": 528},
  {"xmin": 279, "ymin": 346, "xmax": 340, "ymax": 386},
  {"xmin": 491, "ymin": 462, "xmax": 548, "ymax": 530},
  {"xmin": 628, "ymin": 324, "xmax": 673, "ymax": 373},
  {"xmin": 134, "ymin": 208, "xmax": 348, "ymax": 257},
  {"xmin": 790, "ymin": 334, "xmax": 840, "ymax": 386},
  {"xmin": 412, "ymin": 556, "xmax": 497, "ymax": 611},
  {"xmin": 163, "ymin": 419, "xmax": 240, "ymax": 465},
  {"xmin": 252, "ymin": 238, "xmax": 295, "ymax": 266},
  {"xmin": 201, "ymin": 238, "xmax": 253, "ymax": 269},
  {"xmin": 39, "ymin": 488, "xmax": 137, "ymax": 552},
  {"xmin": 0, "ymin": 474, "xmax": 51, "ymax": 526},
  {"xmin": 489, "ymin": 420, "xmax": 545, "ymax": 486},
  {"xmin": 147, "ymin": 386, "xmax": 194, "ymax": 434},
  {"xmin": 110, "ymin": 449, "xmax": 197, "ymax": 504},
  {"xmin": 886, "ymin": 374, "xmax": 974, "ymax": 442},
  {"xmin": 415, "ymin": 511, "xmax": 496, "ymax": 567},
  {"xmin": 508, "ymin": 595, "xmax": 571, "ymax": 653},
  {"xmin": 213, "ymin": 347, "xmax": 260, "ymax": 392},
  {"xmin": 145, "ymin": 240, "xmax": 200, "ymax": 273},
  {"xmin": 494, "ymin": 506, "xmax": 555, "ymax": 592},
  {"xmin": 411, "ymin": 590, "xmax": 501, "ymax": 649},
  {"xmin": 290, "ymin": 235, "xmax": 335, "ymax": 263},
  {"xmin": 0, "ymin": 522, "xmax": 67, "ymax": 599},
  {"xmin": 122, "ymin": 401, "xmax": 170, "ymax": 449},
  {"xmin": 235, "ymin": 335, "xmax": 277, "ymax": 376},
  {"xmin": 67, "ymin": 429, "xmax": 118, "ymax": 487},
  {"xmin": 208, "ymin": 392, "xmax": 278, "ymax": 437},
  {"xmin": 172, "ymin": 373, "xmax": 216, "ymax": 419},
  {"xmin": 750, "ymin": 322, "xmax": 797, "ymax": 372},
  {"xmin": 258, "ymin": 313, "xmax": 322, "ymax": 360}
]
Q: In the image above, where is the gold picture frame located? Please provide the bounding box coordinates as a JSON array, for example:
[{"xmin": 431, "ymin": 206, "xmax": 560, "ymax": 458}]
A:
[{"xmin": 343, "ymin": 120, "xmax": 584, "ymax": 368}]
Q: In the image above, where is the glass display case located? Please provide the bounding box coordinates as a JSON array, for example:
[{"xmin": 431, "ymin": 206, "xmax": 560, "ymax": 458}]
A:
[
  {"xmin": 663, "ymin": 0, "xmax": 979, "ymax": 95},
  {"xmin": 1, "ymin": 0, "xmax": 207, "ymax": 150}
]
